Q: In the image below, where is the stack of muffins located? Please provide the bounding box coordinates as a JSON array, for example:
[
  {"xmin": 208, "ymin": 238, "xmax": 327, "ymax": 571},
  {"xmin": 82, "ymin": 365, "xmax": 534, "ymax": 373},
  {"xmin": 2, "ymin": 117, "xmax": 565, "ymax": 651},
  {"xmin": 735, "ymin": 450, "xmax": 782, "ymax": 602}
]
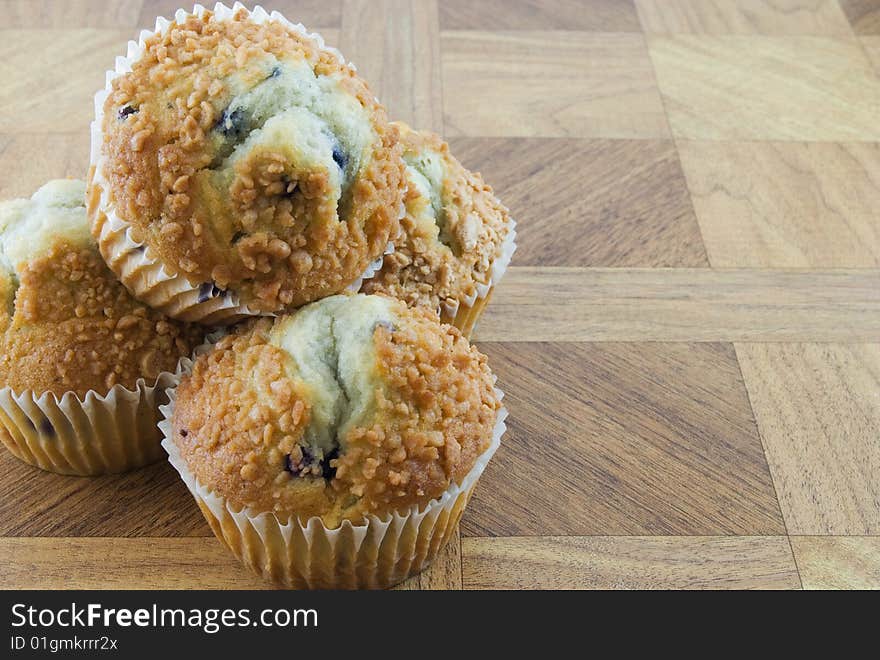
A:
[{"xmin": 0, "ymin": 3, "xmax": 515, "ymax": 589}]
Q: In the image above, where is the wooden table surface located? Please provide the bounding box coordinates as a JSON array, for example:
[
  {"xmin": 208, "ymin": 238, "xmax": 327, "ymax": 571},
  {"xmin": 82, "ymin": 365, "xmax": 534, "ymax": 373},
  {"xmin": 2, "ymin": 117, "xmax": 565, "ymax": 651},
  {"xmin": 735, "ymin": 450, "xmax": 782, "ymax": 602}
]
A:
[{"xmin": 1, "ymin": 0, "xmax": 879, "ymax": 590}]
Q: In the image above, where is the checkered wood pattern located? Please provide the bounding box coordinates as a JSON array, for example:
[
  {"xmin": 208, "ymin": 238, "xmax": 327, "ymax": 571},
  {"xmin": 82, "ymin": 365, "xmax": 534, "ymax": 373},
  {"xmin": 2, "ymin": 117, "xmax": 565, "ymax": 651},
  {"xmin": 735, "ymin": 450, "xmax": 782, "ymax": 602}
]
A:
[{"xmin": 1, "ymin": 0, "xmax": 878, "ymax": 590}]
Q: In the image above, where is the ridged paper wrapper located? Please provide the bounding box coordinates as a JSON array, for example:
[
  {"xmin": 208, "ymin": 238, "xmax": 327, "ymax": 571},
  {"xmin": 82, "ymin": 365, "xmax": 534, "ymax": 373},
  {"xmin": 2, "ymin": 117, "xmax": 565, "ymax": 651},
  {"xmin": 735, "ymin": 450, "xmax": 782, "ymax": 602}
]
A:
[
  {"xmin": 159, "ymin": 369, "xmax": 506, "ymax": 589},
  {"xmin": 0, "ymin": 373, "xmax": 177, "ymax": 476}
]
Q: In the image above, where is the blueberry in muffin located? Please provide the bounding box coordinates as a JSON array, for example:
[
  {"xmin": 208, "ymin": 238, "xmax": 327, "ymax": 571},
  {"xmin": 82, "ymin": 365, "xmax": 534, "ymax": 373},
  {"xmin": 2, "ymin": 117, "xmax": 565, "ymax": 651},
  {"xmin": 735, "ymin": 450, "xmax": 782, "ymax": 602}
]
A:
[
  {"xmin": 0, "ymin": 180, "xmax": 204, "ymax": 475},
  {"xmin": 362, "ymin": 122, "xmax": 515, "ymax": 336},
  {"xmin": 89, "ymin": 5, "xmax": 405, "ymax": 322},
  {"xmin": 170, "ymin": 293, "xmax": 501, "ymax": 529}
]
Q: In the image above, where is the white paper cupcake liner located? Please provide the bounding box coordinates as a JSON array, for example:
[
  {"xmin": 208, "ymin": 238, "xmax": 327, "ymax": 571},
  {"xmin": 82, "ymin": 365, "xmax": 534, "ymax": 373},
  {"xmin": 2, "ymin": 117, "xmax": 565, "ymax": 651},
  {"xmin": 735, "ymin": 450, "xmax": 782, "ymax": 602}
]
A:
[
  {"xmin": 439, "ymin": 220, "xmax": 517, "ymax": 337},
  {"xmin": 0, "ymin": 373, "xmax": 177, "ymax": 476},
  {"xmin": 0, "ymin": 326, "xmax": 224, "ymax": 477},
  {"xmin": 345, "ymin": 241, "xmax": 395, "ymax": 293},
  {"xmin": 88, "ymin": 2, "xmax": 396, "ymax": 325},
  {"xmin": 159, "ymin": 367, "xmax": 506, "ymax": 589}
]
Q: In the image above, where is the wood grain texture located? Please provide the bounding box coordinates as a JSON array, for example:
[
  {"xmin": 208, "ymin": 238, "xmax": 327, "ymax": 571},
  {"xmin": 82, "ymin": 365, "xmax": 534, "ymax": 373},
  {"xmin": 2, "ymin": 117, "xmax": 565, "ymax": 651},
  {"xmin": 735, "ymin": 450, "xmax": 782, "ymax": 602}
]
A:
[
  {"xmin": 394, "ymin": 528, "xmax": 462, "ymax": 590},
  {"xmin": 0, "ymin": 29, "xmax": 129, "ymax": 134},
  {"xmin": 736, "ymin": 344, "xmax": 880, "ymax": 535},
  {"xmin": 647, "ymin": 35, "xmax": 880, "ymax": 141},
  {"xmin": 0, "ymin": 533, "xmax": 462, "ymax": 590},
  {"xmin": 0, "ymin": 538, "xmax": 269, "ymax": 589},
  {"xmin": 635, "ymin": 0, "xmax": 852, "ymax": 35},
  {"xmin": 790, "ymin": 536, "xmax": 880, "ymax": 589},
  {"xmin": 461, "ymin": 536, "xmax": 801, "ymax": 590},
  {"xmin": 449, "ymin": 138, "xmax": 707, "ymax": 267},
  {"xmin": 0, "ymin": 451, "xmax": 210, "ymax": 537},
  {"xmin": 310, "ymin": 28, "xmax": 340, "ymax": 51},
  {"xmin": 839, "ymin": 0, "xmax": 880, "ymax": 34},
  {"xmin": 442, "ymin": 31, "xmax": 670, "ymax": 138},
  {"xmin": 678, "ymin": 140, "xmax": 880, "ymax": 267},
  {"xmin": 0, "ymin": 133, "xmax": 90, "ymax": 199},
  {"xmin": 0, "ymin": 535, "xmax": 807, "ymax": 590},
  {"xmin": 137, "ymin": 0, "xmax": 342, "ymax": 29},
  {"xmin": 339, "ymin": 0, "xmax": 443, "ymax": 132},
  {"xmin": 0, "ymin": 0, "xmax": 143, "ymax": 28},
  {"xmin": 862, "ymin": 36, "xmax": 880, "ymax": 72},
  {"xmin": 463, "ymin": 342, "xmax": 785, "ymax": 536},
  {"xmin": 473, "ymin": 267, "xmax": 880, "ymax": 342},
  {"xmin": 4, "ymin": 0, "xmax": 880, "ymax": 592},
  {"xmin": 439, "ymin": 0, "xmax": 641, "ymax": 32}
]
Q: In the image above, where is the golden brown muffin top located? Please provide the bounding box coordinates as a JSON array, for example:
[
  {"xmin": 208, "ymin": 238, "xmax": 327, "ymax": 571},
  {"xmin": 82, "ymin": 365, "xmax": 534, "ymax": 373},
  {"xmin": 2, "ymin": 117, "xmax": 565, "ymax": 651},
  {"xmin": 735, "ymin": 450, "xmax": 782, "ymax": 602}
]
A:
[
  {"xmin": 362, "ymin": 123, "xmax": 512, "ymax": 318},
  {"xmin": 91, "ymin": 6, "xmax": 404, "ymax": 314},
  {"xmin": 172, "ymin": 294, "xmax": 501, "ymax": 528},
  {"xmin": 0, "ymin": 180, "xmax": 204, "ymax": 397}
]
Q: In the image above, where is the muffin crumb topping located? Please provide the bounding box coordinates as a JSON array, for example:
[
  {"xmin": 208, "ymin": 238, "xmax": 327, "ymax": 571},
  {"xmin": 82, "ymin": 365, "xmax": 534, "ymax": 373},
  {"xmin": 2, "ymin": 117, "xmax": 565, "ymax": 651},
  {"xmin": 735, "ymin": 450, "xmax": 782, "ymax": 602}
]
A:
[
  {"xmin": 362, "ymin": 124, "xmax": 511, "ymax": 319},
  {"xmin": 92, "ymin": 8, "xmax": 405, "ymax": 313},
  {"xmin": 173, "ymin": 295, "xmax": 500, "ymax": 526},
  {"xmin": 0, "ymin": 181, "xmax": 204, "ymax": 397}
]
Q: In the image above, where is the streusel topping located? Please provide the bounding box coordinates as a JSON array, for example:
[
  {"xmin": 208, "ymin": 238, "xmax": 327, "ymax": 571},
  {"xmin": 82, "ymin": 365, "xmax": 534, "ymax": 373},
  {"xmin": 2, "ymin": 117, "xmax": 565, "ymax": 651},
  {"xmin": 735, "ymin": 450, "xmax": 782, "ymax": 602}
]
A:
[
  {"xmin": 0, "ymin": 180, "xmax": 204, "ymax": 397},
  {"xmin": 362, "ymin": 123, "xmax": 511, "ymax": 319},
  {"xmin": 172, "ymin": 294, "xmax": 500, "ymax": 527},
  {"xmin": 91, "ymin": 7, "xmax": 404, "ymax": 313}
]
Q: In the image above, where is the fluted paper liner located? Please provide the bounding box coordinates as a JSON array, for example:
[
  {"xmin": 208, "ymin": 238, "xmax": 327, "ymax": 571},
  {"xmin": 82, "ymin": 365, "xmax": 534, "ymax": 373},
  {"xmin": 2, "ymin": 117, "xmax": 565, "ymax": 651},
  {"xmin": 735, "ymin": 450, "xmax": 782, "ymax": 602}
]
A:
[
  {"xmin": 89, "ymin": 2, "xmax": 401, "ymax": 325},
  {"xmin": 0, "ymin": 373, "xmax": 177, "ymax": 476},
  {"xmin": 439, "ymin": 220, "xmax": 517, "ymax": 338},
  {"xmin": 0, "ymin": 329, "xmax": 223, "ymax": 476},
  {"xmin": 159, "ymin": 376, "xmax": 506, "ymax": 589}
]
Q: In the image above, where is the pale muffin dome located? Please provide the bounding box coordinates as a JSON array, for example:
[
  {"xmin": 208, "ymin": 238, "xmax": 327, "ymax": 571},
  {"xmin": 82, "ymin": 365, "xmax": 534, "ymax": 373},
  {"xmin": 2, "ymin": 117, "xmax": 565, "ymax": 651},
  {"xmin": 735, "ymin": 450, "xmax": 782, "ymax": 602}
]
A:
[
  {"xmin": 0, "ymin": 179, "xmax": 92, "ymax": 273},
  {"xmin": 171, "ymin": 293, "xmax": 501, "ymax": 528},
  {"xmin": 362, "ymin": 122, "xmax": 513, "ymax": 322},
  {"xmin": 89, "ymin": 6, "xmax": 405, "ymax": 317},
  {"xmin": 0, "ymin": 180, "xmax": 204, "ymax": 397}
]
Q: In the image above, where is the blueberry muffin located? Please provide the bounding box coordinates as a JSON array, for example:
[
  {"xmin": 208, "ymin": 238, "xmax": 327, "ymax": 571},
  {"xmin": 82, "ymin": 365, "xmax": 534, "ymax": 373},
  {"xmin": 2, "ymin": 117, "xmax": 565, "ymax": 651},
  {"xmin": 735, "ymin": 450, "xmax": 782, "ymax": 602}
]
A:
[
  {"xmin": 0, "ymin": 180, "xmax": 205, "ymax": 475},
  {"xmin": 164, "ymin": 293, "xmax": 505, "ymax": 588},
  {"xmin": 89, "ymin": 4, "xmax": 405, "ymax": 323},
  {"xmin": 362, "ymin": 122, "xmax": 515, "ymax": 337}
]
